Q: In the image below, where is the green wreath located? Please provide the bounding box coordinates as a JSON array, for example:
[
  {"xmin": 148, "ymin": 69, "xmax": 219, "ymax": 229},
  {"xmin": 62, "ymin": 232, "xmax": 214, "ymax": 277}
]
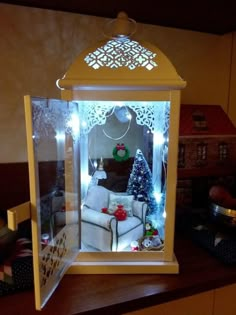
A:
[{"xmin": 112, "ymin": 143, "xmax": 130, "ymax": 162}]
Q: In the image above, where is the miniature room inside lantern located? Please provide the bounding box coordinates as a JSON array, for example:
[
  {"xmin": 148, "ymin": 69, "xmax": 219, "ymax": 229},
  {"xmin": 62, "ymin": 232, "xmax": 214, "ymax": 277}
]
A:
[{"xmin": 77, "ymin": 99, "xmax": 170, "ymax": 252}]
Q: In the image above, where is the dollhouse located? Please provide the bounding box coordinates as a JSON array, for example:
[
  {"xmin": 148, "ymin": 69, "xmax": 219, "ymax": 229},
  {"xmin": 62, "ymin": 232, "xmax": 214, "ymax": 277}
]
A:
[
  {"xmin": 178, "ymin": 104, "xmax": 236, "ymax": 172},
  {"xmin": 177, "ymin": 104, "xmax": 236, "ymax": 207}
]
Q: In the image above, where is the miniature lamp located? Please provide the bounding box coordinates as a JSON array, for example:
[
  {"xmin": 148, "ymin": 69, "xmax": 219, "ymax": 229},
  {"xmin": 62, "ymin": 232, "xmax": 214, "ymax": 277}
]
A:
[{"xmin": 92, "ymin": 157, "xmax": 107, "ymax": 184}]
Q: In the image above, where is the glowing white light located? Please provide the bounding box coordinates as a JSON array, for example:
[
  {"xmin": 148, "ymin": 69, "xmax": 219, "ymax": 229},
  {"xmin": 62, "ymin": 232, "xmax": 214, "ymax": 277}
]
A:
[
  {"xmin": 154, "ymin": 191, "xmax": 162, "ymax": 203},
  {"xmin": 84, "ymin": 173, "xmax": 93, "ymax": 188},
  {"xmin": 56, "ymin": 78, "xmax": 65, "ymax": 90},
  {"xmin": 81, "ymin": 120, "xmax": 87, "ymax": 128},
  {"xmin": 93, "ymin": 160, "xmax": 98, "ymax": 169},
  {"xmin": 116, "ymin": 240, "xmax": 128, "ymax": 252},
  {"xmin": 153, "ymin": 132, "xmax": 165, "ymax": 146},
  {"xmin": 55, "ymin": 133, "xmax": 65, "ymax": 141},
  {"xmin": 67, "ymin": 114, "xmax": 80, "ymax": 136},
  {"xmin": 114, "ymin": 106, "xmax": 132, "ymax": 123},
  {"xmin": 163, "ymin": 210, "xmax": 166, "ymax": 219},
  {"xmin": 81, "ymin": 201, "xmax": 85, "ymax": 210},
  {"xmin": 126, "ymin": 111, "xmax": 132, "ymax": 120}
]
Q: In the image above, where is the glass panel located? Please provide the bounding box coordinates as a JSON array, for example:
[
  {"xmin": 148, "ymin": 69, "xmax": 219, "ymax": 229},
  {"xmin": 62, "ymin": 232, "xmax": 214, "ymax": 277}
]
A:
[
  {"xmin": 80, "ymin": 101, "xmax": 169, "ymax": 253},
  {"xmin": 24, "ymin": 96, "xmax": 80, "ymax": 310}
]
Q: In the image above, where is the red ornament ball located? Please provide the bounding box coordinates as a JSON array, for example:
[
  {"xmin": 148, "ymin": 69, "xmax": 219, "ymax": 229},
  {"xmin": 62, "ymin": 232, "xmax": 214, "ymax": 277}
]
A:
[
  {"xmin": 114, "ymin": 209, "xmax": 127, "ymax": 221},
  {"xmin": 101, "ymin": 207, "xmax": 108, "ymax": 214}
]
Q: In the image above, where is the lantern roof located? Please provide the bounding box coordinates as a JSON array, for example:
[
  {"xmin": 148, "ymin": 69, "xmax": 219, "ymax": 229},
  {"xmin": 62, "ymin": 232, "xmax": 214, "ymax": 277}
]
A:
[{"xmin": 57, "ymin": 12, "xmax": 186, "ymax": 91}]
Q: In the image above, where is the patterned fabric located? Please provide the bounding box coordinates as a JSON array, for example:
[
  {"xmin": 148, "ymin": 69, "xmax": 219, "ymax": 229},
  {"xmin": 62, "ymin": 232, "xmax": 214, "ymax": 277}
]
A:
[
  {"xmin": 192, "ymin": 226, "xmax": 236, "ymax": 265},
  {"xmin": 0, "ymin": 238, "xmax": 33, "ymax": 296}
]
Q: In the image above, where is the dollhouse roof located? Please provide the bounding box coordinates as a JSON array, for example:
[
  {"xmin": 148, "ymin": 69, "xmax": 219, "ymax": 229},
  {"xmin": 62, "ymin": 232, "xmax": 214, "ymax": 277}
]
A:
[{"xmin": 179, "ymin": 104, "xmax": 236, "ymax": 137}]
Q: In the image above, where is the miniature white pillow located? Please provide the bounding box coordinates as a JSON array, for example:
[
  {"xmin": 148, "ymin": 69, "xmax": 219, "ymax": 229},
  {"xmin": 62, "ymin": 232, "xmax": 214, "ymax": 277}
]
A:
[
  {"xmin": 84, "ymin": 186, "xmax": 109, "ymax": 212},
  {"xmin": 108, "ymin": 193, "xmax": 134, "ymax": 216}
]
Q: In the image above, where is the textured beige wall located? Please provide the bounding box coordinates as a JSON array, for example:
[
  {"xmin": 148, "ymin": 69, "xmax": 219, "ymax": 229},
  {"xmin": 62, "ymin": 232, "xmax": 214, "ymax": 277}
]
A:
[
  {"xmin": 137, "ymin": 25, "xmax": 232, "ymax": 108},
  {"xmin": 0, "ymin": 3, "xmax": 234, "ymax": 162}
]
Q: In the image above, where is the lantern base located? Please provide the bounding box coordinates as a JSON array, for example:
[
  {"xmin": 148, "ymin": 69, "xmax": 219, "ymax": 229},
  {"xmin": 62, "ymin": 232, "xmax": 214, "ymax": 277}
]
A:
[{"xmin": 67, "ymin": 254, "xmax": 179, "ymax": 274}]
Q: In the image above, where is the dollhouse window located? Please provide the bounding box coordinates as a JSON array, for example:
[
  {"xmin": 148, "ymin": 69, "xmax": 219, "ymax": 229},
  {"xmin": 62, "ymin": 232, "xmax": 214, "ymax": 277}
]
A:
[
  {"xmin": 218, "ymin": 142, "xmax": 229, "ymax": 161},
  {"xmin": 192, "ymin": 110, "xmax": 208, "ymax": 131},
  {"xmin": 196, "ymin": 143, "xmax": 207, "ymax": 165},
  {"xmin": 178, "ymin": 143, "xmax": 185, "ymax": 168}
]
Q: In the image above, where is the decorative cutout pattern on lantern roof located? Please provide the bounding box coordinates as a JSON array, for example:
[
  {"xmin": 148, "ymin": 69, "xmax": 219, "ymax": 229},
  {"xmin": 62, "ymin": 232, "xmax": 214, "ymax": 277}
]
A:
[
  {"xmin": 58, "ymin": 39, "xmax": 185, "ymax": 90},
  {"xmin": 57, "ymin": 12, "xmax": 186, "ymax": 91},
  {"xmin": 84, "ymin": 38, "xmax": 158, "ymax": 70}
]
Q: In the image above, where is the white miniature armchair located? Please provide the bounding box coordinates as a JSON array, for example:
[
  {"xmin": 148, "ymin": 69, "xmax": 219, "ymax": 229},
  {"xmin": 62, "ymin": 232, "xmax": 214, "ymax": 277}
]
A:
[{"xmin": 81, "ymin": 185, "xmax": 147, "ymax": 251}]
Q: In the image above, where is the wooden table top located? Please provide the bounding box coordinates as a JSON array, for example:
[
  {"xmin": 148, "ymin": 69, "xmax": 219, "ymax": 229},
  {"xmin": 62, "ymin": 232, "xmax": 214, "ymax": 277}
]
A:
[{"xmin": 1, "ymin": 237, "xmax": 236, "ymax": 315}]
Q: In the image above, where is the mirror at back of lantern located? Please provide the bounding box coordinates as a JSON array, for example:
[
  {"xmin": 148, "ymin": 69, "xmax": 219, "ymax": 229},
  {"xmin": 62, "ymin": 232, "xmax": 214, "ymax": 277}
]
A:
[{"xmin": 80, "ymin": 100, "xmax": 169, "ymax": 253}]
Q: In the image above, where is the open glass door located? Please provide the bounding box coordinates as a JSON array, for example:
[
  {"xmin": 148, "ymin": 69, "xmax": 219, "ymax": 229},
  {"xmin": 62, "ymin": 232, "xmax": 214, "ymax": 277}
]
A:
[{"xmin": 24, "ymin": 95, "xmax": 80, "ymax": 310}]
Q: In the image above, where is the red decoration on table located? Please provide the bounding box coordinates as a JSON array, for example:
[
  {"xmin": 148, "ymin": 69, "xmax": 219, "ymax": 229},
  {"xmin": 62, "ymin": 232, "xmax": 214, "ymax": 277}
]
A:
[
  {"xmin": 131, "ymin": 241, "xmax": 139, "ymax": 251},
  {"xmin": 101, "ymin": 207, "xmax": 108, "ymax": 214},
  {"xmin": 114, "ymin": 207, "xmax": 127, "ymax": 221}
]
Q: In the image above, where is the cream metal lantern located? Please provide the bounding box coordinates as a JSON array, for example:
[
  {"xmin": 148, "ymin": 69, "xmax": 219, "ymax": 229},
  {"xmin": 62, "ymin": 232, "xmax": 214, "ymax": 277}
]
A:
[{"xmin": 7, "ymin": 12, "xmax": 186, "ymax": 310}]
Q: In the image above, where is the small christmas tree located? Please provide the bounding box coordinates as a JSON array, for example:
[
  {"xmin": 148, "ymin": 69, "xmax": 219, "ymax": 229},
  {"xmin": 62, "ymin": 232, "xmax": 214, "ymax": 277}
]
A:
[{"xmin": 126, "ymin": 149, "xmax": 158, "ymax": 215}]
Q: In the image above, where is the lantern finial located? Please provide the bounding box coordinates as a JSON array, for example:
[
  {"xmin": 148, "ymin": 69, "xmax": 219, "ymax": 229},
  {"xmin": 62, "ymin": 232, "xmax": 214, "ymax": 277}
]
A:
[{"xmin": 103, "ymin": 11, "xmax": 136, "ymax": 39}]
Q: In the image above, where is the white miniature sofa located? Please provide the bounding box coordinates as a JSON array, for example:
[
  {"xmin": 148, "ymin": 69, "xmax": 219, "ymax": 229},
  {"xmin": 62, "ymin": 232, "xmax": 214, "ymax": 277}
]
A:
[{"xmin": 81, "ymin": 185, "xmax": 147, "ymax": 251}]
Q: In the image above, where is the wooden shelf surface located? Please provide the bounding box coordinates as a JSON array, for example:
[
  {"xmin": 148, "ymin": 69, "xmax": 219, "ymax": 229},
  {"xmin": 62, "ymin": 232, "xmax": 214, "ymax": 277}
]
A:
[{"xmin": 1, "ymin": 237, "xmax": 236, "ymax": 315}]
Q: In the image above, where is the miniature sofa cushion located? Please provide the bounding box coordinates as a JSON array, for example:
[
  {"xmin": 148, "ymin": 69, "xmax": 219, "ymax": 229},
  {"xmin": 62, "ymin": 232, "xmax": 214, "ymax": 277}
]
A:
[
  {"xmin": 108, "ymin": 193, "xmax": 134, "ymax": 216},
  {"xmin": 84, "ymin": 185, "xmax": 110, "ymax": 212}
]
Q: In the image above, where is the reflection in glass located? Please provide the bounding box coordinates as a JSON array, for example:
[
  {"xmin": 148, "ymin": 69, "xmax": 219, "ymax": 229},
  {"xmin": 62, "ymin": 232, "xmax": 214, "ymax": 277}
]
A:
[{"xmin": 29, "ymin": 97, "xmax": 80, "ymax": 305}]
